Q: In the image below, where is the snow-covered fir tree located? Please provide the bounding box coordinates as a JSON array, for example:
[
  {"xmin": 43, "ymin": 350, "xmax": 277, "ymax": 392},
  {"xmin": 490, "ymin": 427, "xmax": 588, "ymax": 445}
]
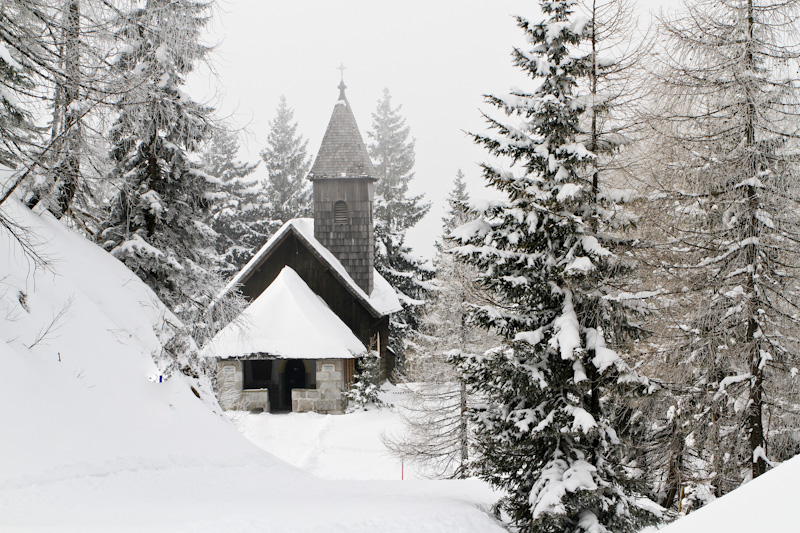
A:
[
  {"xmin": 199, "ymin": 127, "xmax": 263, "ymax": 278},
  {"xmin": 450, "ymin": 3, "xmax": 659, "ymax": 530},
  {"xmin": 258, "ymin": 95, "xmax": 311, "ymax": 236},
  {"xmin": 644, "ymin": 0, "xmax": 800, "ymax": 503},
  {"xmin": 386, "ymin": 170, "xmax": 497, "ymax": 479},
  {"xmin": 367, "ymin": 88, "xmax": 432, "ymax": 370},
  {"xmin": 99, "ymin": 0, "xmax": 218, "ymax": 322}
]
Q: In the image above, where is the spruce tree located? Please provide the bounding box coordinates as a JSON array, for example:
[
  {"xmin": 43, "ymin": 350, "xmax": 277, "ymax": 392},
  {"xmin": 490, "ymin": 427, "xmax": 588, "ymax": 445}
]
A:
[
  {"xmin": 450, "ymin": 3, "xmax": 658, "ymax": 530},
  {"xmin": 99, "ymin": 0, "xmax": 217, "ymax": 318},
  {"xmin": 259, "ymin": 95, "xmax": 311, "ymax": 236},
  {"xmin": 200, "ymin": 127, "xmax": 263, "ymax": 278},
  {"xmin": 367, "ymin": 88, "xmax": 432, "ymax": 369}
]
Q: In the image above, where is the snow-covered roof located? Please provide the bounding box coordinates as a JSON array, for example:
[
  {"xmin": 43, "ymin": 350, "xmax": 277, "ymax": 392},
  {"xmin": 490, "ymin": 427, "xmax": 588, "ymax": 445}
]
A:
[
  {"xmin": 221, "ymin": 218, "xmax": 402, "ymax": 317},
  {"xmin": 203, "ymin": 267, "xmax": 367, "ymax": 359}
]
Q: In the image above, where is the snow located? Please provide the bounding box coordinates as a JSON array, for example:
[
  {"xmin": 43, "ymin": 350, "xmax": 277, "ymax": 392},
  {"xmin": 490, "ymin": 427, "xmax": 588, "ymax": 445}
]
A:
[
  {"xmin": 222, "ymin": 218, "xmax": 402, "ymax": 316},
  {"xmin": 550, "ymin": 293, "xmax": 581, "ymax": 359},
  {"xmin": 515, "ymin": 327, "xmax": 546, "ymax": 346},
  {"xmin": 0, "ymin": 41, "xmax": 23, "ymax": 70},
  {"xmin": 659, "ymin": 455, "xmax": 800, "ymax": 533},
  {"xmin": 530, "ymin": 454, "xmax": 599, "ymax": 519},
  {"xmin": 565, "ymin": 256, "xmax": 594, "ymax": 273},
  {"xmin": 557, "ymin": 182, "xmax": 583, "ymax": 201},
  {"xmin": 202, "ymin": 266, "xmax": 366, "ymax": 359},
  {"xmin": 0, "ymin": 196, "xmax": 505, "ymax": 532}
]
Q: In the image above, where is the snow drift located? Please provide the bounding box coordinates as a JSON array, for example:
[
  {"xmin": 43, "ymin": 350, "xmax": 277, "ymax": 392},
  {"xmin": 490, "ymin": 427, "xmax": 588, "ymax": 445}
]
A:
[{"xmin": 659, "ymin": 455, "xmax": 800, "ymax": 533}]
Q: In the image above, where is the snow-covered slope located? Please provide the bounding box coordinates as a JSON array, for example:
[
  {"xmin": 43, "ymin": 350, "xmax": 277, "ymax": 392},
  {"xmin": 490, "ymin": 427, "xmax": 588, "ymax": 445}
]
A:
[
  {"xmin": 0, "ymin": 198, "xmax": 503, "ymax": 532},
  {"xmin": 659, "ymin": 455, "xmax": 800, "ymax": 533}
]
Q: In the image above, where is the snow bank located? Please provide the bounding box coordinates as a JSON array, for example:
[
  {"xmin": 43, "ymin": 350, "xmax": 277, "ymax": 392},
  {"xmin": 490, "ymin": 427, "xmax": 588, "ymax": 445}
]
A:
[{"xmin": 659, "ymin": 455, "xmax": 800, "ymax": 533}]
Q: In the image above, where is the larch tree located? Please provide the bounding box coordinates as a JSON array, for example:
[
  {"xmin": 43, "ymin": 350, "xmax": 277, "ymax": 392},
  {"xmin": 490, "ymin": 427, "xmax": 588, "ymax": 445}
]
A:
[
  {"xmin": 385, "ymin": 170, "xmax": 496, "ymax": 479},
  {"xmin": 259, "ymin": 95, "xmax": 311, "ymax": 236},
  {"xmin": 450, "ymin": 1, "xmax": 659, "ymax": 530},
  {"xmin": 98, "ymin": 0, "xmax": 218, "ymax": 321},
  {"xmin": 12, "ymin": 0, "xmax": 119, "ymax": 224},
  {"xmin": 645, "ymin": 0, "xmax": 800, "ymax": 503},
  {"xmin": 25, "ymin": 0, "xmax": 85, "ymax": 219},
  {"xmin": 367, "ymin": 87, "xmax": 433, "ymax": 371}
]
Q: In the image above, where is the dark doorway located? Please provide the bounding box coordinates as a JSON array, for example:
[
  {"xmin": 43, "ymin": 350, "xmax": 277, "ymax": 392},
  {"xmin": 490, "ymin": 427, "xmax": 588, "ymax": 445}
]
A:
[{"xmin": 283, "ymin": 360, "xmax": 306, "ymax": 409}]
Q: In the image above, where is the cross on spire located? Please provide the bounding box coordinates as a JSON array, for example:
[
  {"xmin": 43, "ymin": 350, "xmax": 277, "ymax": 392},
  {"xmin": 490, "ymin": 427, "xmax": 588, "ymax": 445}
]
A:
[{"xmin": 337, "ymin": 63, "xmax": 347, "ymax": 100}]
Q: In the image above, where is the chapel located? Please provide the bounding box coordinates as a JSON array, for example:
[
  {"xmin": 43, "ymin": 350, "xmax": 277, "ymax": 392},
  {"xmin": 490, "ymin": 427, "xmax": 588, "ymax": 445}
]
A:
[{"xmin": 202, "ymin": 79, "xmax": 401, "ymax": 414}]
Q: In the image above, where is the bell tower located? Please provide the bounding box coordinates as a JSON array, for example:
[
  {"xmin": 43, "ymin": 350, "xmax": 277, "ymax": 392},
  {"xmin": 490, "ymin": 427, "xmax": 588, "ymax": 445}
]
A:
[{"xmin": 308, "ymin": 75, "xmax": 377, "ymax": 295}]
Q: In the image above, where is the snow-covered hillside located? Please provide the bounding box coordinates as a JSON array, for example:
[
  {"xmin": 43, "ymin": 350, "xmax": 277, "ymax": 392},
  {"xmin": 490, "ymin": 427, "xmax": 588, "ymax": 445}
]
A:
[{"xmin": 0, "ymin": 198, "xmax": 503, "ymax": 532}]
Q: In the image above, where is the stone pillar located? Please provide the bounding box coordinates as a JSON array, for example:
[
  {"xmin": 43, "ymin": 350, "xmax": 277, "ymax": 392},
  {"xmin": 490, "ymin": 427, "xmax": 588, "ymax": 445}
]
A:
[{"xmin": 216, "ymin": 359, "xmax": 243, "ymax": 410}]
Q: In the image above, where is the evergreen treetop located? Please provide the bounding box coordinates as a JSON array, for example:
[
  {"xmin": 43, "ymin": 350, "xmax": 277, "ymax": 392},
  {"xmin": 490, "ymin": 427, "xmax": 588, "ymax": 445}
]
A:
[
  {"xmin": 200, "ymin": 126, "xmax": 263, "ymax": 278},
  {"xmin": 259, "ymin": 95, "xmax": 311, "ymax": 233}
]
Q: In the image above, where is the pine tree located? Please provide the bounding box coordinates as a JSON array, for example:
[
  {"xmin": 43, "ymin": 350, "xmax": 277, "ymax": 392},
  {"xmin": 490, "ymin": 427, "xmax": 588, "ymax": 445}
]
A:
[
  {"xmin": 450, "ymin": 3, "xmax": 659, "ymax": 530},
  {"xmin": 645, "ymin": 0, "xmax": 800, "ymax": 501},
  {"xmin": 98, "ymin": 0, "xmax": 217, "ymax": 319},
  {"xmin": 259, "ymin": 95, "xmax": 311, "ymax": 236},
  {"xmin": 367, "ymin": 88, "xmax": 432, "ymax": 369},
  {"xmin": 199, "ymin": 126, "xmax": 263, "ymax": 278}
]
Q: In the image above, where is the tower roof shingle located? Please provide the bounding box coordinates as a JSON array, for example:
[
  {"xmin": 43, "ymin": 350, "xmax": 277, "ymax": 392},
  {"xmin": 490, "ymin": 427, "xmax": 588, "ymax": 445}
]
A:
[{"xmin": 308, "ymin": 85, "xmax": 376, "ymax": 181}]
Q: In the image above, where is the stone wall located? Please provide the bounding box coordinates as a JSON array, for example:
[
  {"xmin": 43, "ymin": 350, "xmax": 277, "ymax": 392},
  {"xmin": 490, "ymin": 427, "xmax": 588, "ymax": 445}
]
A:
[
  {"xmin": 216, "ymin": 358, "xmax": 347, "ymax": 414},
  {"xmin": 290, "ymin": 359, "xmax": 348, "ymax": 414},
  {"xmin": 241, "ymin": 389, "xmax": 270, "ymax": 412}
]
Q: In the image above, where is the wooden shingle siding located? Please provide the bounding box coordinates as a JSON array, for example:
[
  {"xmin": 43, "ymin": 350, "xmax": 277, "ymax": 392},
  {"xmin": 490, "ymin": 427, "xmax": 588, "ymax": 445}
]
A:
[{"xmin": 313, "ymin": 178, "xmax": 375, "ymax": 294}]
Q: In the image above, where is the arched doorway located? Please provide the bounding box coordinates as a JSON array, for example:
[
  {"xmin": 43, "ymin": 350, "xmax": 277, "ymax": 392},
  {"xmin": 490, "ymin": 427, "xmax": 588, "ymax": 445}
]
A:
[{"xmin": 283, "ymin": 360, "xmax": 306, "ymax": 409}]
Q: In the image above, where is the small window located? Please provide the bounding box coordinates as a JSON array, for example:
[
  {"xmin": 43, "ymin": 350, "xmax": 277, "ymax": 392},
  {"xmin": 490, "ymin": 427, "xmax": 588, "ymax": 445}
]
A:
[
  {"xmin": 334, "ymin": 200, "xmax": 348, "ymax": 224},
  {"xmin": 243, "ymin": 360, "xmax": 272, "ymax": 389}
]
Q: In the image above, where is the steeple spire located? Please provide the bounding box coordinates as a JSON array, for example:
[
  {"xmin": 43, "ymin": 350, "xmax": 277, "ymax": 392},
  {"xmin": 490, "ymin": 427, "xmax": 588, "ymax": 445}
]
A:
[
  {"xmin": 308, "ymin": 74, "xmax": 376, "ymax": 181},
  {"xmin": 337, "ymin": 63, "xmax": 347, "ymax": 101}
]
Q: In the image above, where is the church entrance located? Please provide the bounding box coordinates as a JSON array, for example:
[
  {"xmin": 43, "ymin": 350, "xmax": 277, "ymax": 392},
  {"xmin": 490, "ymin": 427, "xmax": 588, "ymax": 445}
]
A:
[{"xmin": 283, "ymin": 360, "xmax": 306, "ymax": 409}]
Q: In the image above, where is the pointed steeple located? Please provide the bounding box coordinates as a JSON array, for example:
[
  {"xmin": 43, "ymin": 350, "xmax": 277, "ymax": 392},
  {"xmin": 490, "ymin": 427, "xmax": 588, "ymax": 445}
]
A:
[
  {"xmin": 308, "ymin": 77, "xmax": 376, "ymax": 181},
  {"xmin": 310, "ymin": 77, "xmax": 377, "ymax": 295}
]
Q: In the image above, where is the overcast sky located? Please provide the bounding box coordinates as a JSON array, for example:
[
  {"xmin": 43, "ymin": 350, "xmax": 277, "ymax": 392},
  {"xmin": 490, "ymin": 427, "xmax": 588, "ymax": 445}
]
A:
[{"xmin": 191, "ymin": 0, "xmax": 676, "ymax": 259}]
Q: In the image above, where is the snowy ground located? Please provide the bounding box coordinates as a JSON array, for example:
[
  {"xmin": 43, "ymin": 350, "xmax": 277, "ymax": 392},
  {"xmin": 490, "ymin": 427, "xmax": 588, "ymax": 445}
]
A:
[
  {"xmin": 229, "ymin": 386, "xmax": 430, "ymax": 481},
  {"xmin": 0, "ymin": 196, "xmax": 503, "ymax": 532}
]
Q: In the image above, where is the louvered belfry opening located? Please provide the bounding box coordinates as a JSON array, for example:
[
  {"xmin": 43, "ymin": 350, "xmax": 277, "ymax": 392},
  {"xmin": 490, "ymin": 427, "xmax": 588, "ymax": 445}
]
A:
[
  {"xmin": 334, "ymin": 200, "xmax": 348, "ymax": 224},
  {"xmin": 309, "ymin": 80, "xmax": 377, "ymax": 295}
]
